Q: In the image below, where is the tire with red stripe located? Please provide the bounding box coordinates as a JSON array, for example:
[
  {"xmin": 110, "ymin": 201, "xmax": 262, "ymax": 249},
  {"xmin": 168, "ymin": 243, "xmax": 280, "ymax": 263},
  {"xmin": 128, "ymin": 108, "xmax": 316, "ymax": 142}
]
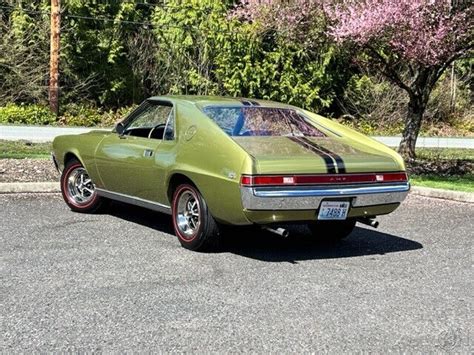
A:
[
  {"xmin": 60, "ymin": 158, "xmax": 104, "ymax": 213},
  {"xmin": 172, "ymin": 183, "xmax": 220, "ymax": 251}
]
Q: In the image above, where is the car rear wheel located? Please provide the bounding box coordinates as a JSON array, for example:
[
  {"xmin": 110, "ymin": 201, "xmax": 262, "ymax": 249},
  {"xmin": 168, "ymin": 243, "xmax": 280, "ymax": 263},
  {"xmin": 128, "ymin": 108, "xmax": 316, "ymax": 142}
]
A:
[
  {"xmin": 60, "ymin": 159, "xmax": 105, "ymax": 213},
  {"xmin": 172, "ymin": 183, "xmax": 220, "ymax": 251},
  {"xmin": 307, "ymin": 218, "xmax": 356, "ymax": 243}
]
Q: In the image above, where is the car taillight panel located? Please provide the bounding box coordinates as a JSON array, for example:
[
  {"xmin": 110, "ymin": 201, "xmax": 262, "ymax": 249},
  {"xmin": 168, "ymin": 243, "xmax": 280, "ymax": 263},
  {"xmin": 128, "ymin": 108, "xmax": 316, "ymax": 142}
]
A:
[{"xmin": 240, "ymin": 172, "xmax": 408, "ymax": 187}]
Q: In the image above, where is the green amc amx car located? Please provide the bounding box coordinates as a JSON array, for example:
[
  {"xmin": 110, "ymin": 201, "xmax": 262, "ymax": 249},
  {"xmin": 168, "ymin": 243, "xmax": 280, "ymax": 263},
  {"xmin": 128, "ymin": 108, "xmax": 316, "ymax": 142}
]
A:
[{"xmin": 52, "ymin": 95, "xmax": 409, "ymax": 251}]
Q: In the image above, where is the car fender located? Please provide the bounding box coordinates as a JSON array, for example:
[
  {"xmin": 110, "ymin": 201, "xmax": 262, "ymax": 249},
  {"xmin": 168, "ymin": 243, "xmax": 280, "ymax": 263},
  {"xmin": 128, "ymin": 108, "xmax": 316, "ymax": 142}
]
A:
[{"xmin": 165, "ymin": 164, "xmax": 251, "ymax": 225}]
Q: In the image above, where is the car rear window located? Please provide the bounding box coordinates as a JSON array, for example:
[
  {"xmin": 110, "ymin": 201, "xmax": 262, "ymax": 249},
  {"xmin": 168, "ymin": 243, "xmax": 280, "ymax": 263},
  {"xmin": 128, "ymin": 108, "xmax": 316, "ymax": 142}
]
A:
[{"xmin": 202, "ymin": 106, "xmax": 326, "ymax": 137}]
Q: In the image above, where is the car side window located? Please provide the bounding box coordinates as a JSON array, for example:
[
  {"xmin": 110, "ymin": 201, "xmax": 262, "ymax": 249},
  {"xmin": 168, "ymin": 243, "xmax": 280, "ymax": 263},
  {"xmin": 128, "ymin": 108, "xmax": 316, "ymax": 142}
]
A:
[
  {"xmin": 127, "ymin": 104, "xmax": 171, "ymax": 130},
  {"xmin": 124, "ymin": 102, "xmax": 173, "ymax": 139}
]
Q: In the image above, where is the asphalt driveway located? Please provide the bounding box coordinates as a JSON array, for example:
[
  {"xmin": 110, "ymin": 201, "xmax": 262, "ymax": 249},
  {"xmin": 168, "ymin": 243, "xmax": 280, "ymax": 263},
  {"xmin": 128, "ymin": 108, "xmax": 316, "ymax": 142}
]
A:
[{"xmin": 1, "ymin": 193, "xmax": 472, "ymax": 352}]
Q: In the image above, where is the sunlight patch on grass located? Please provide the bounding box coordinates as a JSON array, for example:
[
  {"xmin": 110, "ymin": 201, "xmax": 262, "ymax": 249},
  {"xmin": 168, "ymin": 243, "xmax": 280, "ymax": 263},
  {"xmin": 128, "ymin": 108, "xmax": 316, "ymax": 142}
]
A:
[{"xmin": 0, "ymin": 140, "xmax": 51, "ymax": 159}]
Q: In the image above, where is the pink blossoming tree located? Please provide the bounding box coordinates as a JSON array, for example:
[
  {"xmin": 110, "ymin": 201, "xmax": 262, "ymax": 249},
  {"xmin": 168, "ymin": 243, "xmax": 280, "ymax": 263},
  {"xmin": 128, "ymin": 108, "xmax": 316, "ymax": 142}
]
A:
[{"xmin": 234, "ymin": 0, "xmax": 473, "ymax": 159}]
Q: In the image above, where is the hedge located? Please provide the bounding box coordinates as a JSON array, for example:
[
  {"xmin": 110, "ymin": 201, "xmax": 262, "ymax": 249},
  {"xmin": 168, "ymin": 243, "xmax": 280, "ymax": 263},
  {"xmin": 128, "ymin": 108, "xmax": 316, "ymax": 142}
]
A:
[{"xmin": 0, "ymin": 104, "xmax": 136, "ymax": 127}]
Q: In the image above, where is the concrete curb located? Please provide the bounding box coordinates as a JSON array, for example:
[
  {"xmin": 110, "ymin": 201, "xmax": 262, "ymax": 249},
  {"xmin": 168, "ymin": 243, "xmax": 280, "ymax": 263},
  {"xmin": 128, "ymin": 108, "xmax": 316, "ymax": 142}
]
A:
[
  {"xmin": 410, "ymin": 186, "xmax": 474, "ymax": 204},
  {"xmin": 0, "ymin": 181, "xmax": 472, "ymax": 204},
  {"xmin": 0, "ymin": 182, "xmax": 60, "ymax": 193}
]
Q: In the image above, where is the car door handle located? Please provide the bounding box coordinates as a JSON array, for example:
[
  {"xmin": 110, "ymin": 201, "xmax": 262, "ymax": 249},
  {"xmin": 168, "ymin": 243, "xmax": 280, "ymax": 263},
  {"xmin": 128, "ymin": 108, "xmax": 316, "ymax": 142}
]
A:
[{"xmin": 143, "ymin": 149, "xmax": 154, "ymax": 157}]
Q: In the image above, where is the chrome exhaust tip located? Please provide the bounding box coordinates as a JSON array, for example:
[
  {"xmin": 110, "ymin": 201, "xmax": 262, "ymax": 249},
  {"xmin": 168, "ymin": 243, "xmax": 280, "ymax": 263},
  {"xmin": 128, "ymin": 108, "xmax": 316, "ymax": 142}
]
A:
[{"xmin": 262, "ymin": 226, "xmax": 290, "ymax": 238}]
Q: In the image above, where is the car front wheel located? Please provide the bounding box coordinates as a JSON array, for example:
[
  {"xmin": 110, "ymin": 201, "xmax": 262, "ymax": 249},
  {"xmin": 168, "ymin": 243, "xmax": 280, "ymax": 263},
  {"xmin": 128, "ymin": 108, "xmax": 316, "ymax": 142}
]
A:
[
  {"xmin": 172, "ymin": 183, "xmax": 220, "ymax": 251},
  {"xmin": 60, "ymin": 159, "xmax": 105, "ymax": 213},
  {"xmin": 307, "ymin": 218, "xmax": 356, "ymax": 243}
]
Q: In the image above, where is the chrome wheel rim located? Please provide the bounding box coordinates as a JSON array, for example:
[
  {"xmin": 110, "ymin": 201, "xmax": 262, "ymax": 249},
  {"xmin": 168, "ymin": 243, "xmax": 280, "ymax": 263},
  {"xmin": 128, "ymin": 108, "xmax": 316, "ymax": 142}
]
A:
[
  {"xmin": 67, "ymin": 167, "xmax": 95, "ymax": 204},
  {"xmin": 176, "ymin": 190, "xmax": 201, "ymax": 239}
]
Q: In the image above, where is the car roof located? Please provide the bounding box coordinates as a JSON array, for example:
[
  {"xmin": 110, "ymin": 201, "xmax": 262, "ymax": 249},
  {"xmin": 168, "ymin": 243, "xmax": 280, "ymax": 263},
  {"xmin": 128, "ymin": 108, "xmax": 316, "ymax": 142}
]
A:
[{"xmin": 147, "ymin": 95, "xmax": 294, "ymax": 109}]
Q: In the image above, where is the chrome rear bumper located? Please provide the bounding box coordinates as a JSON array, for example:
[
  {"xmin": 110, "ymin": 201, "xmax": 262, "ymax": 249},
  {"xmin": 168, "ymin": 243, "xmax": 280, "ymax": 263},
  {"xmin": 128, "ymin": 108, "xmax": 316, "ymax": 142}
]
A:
[{"xmin": 241, "ymin": 182, "xmax": 410, "ymax": 210}]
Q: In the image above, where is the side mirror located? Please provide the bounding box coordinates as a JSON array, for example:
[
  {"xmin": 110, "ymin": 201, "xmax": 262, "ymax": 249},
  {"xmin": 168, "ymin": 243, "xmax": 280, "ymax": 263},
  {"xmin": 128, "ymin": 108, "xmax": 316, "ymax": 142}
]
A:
[{"xmin": 115, "ymin": 122, "xmax": 125, "ymax": 135}]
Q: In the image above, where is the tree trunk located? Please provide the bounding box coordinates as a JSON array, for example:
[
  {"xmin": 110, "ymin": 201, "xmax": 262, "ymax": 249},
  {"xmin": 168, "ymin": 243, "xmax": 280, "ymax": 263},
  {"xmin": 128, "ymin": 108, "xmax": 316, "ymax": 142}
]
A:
[
  {"xmin": 49, "ymin": 0, "xmax": 61, "ymax": 116},
  {"xmin": 398, "ymin": 95, "xmax": 427, "ymax": 160}
]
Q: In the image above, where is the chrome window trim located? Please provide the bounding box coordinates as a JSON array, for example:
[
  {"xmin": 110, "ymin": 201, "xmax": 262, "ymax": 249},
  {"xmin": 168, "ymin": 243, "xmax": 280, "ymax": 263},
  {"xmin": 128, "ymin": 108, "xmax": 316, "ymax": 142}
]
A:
[
  {"xmin": 96, "ymin": 188, "xmax": 171, "ymax": 215},
  {"xmin": 162, "ymin": 105, "xmax": 175, "ymax": 141}
]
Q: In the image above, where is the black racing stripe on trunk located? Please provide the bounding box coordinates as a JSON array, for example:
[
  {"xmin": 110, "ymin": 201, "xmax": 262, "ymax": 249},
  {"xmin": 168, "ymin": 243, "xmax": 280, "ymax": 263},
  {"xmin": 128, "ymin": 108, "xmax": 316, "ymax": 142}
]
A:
[
  {"xmin": 288, "ymin": 136, "xmax": 337, "ymax": 174},
  {"xmin": 300, "ymin": 137, "xmax": 347, "ymax": 174}
]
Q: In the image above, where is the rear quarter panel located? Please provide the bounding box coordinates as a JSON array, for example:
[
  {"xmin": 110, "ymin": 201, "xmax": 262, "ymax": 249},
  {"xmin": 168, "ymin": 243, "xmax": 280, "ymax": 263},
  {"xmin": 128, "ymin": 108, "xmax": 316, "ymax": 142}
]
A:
[{"xmin": 166, "ymin": 102, "xmax": 252, "ymax": 225}]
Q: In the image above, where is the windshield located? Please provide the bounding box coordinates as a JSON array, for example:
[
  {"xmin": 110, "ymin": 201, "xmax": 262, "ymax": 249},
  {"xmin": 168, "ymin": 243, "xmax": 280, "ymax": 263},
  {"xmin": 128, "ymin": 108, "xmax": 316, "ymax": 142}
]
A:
[{"xmin": 202, "ymin": 106, "xmax": 326, "ymax": 137}]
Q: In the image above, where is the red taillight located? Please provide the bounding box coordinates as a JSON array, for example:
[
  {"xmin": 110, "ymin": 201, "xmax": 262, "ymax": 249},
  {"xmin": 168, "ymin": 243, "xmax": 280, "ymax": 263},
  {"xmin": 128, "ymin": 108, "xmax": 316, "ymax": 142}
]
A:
[
  {"xmin": 240, "ymin": 175, "xmax": 253, "ymax": 186},
  {"xmin": 240, "ymin": 172, "xmax": 407, "ymax": 186},
  {"xmin": 240, "ymin": 175, "xmax": 289, "ymax": 186}
]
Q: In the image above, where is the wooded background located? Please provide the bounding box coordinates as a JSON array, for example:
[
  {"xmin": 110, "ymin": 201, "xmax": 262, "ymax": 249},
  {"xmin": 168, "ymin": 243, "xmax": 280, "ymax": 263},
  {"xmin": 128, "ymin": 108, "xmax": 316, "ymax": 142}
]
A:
[{"xmin": 0, "ymin": 0, "xmax": 472, "ymax": 141}]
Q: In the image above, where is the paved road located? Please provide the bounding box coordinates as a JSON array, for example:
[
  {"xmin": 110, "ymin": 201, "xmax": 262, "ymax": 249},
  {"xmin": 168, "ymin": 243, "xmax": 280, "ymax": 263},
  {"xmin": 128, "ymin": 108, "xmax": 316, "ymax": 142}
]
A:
[
  {"xmin": 2, "ymin": 124, "xmax": 473, "ymax": 148},
  {"xmin": 1, "ymin": 194, "xmax": 472, "ymax": 352},
  {"xmin": 371, "ymin": 135, "xmax": 474, "ymax": 149},
  {"xmin": 0, "ymin": 125, "xmax": 108, "ymax": 143}
]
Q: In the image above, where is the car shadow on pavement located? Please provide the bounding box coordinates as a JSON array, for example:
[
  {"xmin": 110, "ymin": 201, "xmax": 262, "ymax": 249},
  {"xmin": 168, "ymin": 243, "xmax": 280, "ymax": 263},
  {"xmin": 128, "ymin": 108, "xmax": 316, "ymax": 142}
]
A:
[
  {"xmin": 221, "ymin": 226, "xmax": 423, "ymax": 263},
  {"xmin": 106, "ymin": 200, "xmax": 175, "ymax": 235},
  {"xmin": 105, "ymin": 201, "xmax": 422, "ymax": 263}
]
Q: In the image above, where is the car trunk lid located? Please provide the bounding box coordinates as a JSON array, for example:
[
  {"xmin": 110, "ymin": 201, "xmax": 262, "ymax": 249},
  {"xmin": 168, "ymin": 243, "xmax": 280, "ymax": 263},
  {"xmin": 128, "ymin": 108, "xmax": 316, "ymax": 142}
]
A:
[{"xmin": 233, "ymin": 136, "xmax": 400, "ymax": 174}]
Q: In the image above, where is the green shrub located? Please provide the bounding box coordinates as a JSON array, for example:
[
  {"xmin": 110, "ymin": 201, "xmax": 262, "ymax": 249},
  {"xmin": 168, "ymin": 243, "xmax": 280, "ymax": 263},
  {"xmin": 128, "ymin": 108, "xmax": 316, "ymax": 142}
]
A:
[
  {"xmin": 100, "ymin": 105, "xmax": 137, "ymax": 127},
  {"xmin": 451, "ymin": 114, "xmax": 474, "ymax": 134},
  {"xmin": 0, "ymin": 104, "xmax": 57, "ymax": 125},
  {"xmin": 0, "ymin": 103, "xmax": 137, "ymax": 127},
  {"xmin": 59, "ymin": 103, "xmax": 104, "ymax": 126},
  {"xmin": 59, "ymin": 104, "xmax": 136, "ymax": 127}
]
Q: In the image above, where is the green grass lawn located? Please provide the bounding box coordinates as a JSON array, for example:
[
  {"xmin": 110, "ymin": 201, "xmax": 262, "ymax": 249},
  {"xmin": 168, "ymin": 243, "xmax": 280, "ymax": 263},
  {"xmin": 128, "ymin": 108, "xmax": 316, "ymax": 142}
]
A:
[
  {"xmin": 415, "ymin": 148, "xmax": 474, "ymax": 161},
  {"xmin": 410, "ymin": 148, "xmax": 473, "ymax": 193},
  {"xmin": 410, "ymin": 174, "xmax": 474, "ymax": 193},
  {"xmin": 0, "ymin": 140, "xmax": 51, "ymax": 159}
]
